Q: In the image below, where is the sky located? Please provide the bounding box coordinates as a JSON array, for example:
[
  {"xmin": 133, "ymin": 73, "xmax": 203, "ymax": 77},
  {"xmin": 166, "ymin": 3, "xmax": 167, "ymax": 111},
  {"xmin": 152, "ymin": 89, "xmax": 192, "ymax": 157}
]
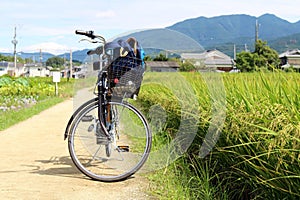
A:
[{"xmin": 1, "ymin": 0, "xmax": 300, "ymax": 55}]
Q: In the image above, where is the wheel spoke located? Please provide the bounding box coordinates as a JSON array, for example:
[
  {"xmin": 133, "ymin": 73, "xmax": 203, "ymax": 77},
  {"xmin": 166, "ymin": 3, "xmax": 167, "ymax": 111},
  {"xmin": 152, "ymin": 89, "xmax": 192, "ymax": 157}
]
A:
[{"xmin": 68, "ymin": 99, "xmax": 151, "ymax": 181}]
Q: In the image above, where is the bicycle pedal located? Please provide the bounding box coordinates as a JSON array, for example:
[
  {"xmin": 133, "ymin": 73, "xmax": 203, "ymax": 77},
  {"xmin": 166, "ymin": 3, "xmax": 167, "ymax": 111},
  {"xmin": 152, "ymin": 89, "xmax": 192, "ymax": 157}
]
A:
[{"xmin": 118, "ymin": 146, "xmax": 129, "ymax": 152}]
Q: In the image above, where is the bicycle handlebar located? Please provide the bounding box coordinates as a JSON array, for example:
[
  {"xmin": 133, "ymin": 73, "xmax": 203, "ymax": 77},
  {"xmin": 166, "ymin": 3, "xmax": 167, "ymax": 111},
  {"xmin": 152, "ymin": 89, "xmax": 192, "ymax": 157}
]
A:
[
  {"xmin": 75, "ymin": 30, "xmax": 96, "ymax": 39},
  {"xmin": 75, "ymin": 30, "xmax": 106, "ymax": 44}
]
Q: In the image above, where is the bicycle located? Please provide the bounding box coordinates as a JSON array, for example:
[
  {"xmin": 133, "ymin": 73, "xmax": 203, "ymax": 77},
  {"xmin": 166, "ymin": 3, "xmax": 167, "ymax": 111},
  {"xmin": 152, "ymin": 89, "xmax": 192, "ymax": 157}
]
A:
[{"xmin": 64, "ymin": 30, "xmax": 152, "ymax": 182}]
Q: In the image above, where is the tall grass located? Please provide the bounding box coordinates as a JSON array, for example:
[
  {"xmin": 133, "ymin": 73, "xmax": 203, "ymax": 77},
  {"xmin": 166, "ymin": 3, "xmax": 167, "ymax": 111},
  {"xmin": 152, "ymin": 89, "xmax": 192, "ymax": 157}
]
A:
[
  {"xmin": 217, "ymin": 72, "xmax": 300, "ymax": 199},
  {"xmin": 138, "ymin": 71, "xmax": 300, "ymax": 199}
]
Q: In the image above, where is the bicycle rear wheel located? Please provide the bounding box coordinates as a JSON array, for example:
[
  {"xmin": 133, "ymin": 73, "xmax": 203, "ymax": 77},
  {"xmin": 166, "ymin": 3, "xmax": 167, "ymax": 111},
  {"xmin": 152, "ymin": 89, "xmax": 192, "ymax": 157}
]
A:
[{"xmin": 68, "ymin": 99, "xmax": 151, "ymax": 182}]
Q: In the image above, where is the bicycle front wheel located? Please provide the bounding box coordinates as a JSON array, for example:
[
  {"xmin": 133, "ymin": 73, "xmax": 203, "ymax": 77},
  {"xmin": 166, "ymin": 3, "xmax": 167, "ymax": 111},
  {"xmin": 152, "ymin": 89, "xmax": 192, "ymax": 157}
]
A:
[{"xmin": 68, "ymin": 99, "xmax": 152, "ymax": 182}]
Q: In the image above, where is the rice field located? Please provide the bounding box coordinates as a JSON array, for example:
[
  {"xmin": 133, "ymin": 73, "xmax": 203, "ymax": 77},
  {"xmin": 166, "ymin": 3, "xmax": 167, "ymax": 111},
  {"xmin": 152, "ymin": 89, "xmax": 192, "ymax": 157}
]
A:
[
  {"xmin": 138, "ymin": 71, "xmax": 300, "ymax": 199},
  {"xmin": 0, "ymin": 75, "xmax": 75, "ymax": 130}
]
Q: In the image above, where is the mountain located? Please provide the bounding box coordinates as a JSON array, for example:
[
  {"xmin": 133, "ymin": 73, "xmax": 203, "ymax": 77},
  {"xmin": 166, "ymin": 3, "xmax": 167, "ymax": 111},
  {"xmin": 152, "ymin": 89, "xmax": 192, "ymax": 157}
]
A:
[
  {"xmin": 113, "ymin": 28, "xmax": 205, "ymax": 53},
  {"xmin": 59, "ymin": 49, "xmax": 90, "ymax": 62},
  {"xmin": 269, "ymin": 33, "xmax": 300, "ymax": 53},
  {"xmin": 257, "ymin": 14, "xmax": 300, "ymax": 39},
  {"xmin": 1, "ymin": 49, "xmax": 89, "ymax": 64},
  {"xmin": 167, "ymin": 14, "xmax": 300, "ymax": 52},
  {"xmin": 110, "ymin": 14, "xmax": 300, "ymax": 58},
  {"xmin": 0, "ymin": 52, "xmax": 55, "ymax": 63},
  {"xmin": 2, "ymin": 14, "xmax": 300, "ymax": 62},
  {"xmin": 168, "ymin": 14, "xmax": 256, "ymax": 47}
]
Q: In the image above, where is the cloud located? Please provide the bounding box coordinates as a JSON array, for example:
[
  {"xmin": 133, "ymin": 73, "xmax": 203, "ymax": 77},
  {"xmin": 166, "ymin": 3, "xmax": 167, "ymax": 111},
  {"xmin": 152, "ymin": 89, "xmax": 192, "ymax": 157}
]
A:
[
  {"xmin": 95, "ymin": 10, "xmax": 116, "ymax": 18},
  {"xmin": 21, "ymin": 42, "xmax": 74, "ymax": 55},
  {"xmin": 0, "ymin": 48, "xmax": 11, "ymax": 53},
  {"xmin": 21, "ymin": 25, "xmax": 72, "ymax": 37},
  {"xmin": 1, "ymin": 0, "xmax": 300, "ymax": 53}
]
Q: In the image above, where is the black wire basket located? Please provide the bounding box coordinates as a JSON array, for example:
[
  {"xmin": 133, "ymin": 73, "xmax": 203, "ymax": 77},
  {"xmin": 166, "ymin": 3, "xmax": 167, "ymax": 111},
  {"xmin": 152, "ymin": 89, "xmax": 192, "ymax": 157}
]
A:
[{"xmin": 108, "ymin": 57, "xmax": 145, "ymax": 98}]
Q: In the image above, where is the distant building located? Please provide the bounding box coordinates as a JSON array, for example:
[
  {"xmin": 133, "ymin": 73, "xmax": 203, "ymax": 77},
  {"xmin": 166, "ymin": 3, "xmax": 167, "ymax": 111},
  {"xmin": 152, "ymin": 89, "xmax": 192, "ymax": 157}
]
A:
[
  {"xmin": 72, "ymin": 65, "xmax": 88, "ymax": 78},
  {"xmin": 279, "ymin": 49, "xmax": 300, "ymax": 71},
  {"xmin": 145, "ymin": 61, "xmax": 180, "ymax": 72},
  {"xmin": 0, "ymin": 61, "xmax": 25, "ymax": 76},
  {"xmin": 0, "ymin": 61, "xmax": 10, "ymax": 76},
  {"xmin": 181, "ymin": 50, "xmax": 235, "ymax": 72},
  {"xmin": 24, "ymin": 63, "xmax": 50, "ymax": 77}
]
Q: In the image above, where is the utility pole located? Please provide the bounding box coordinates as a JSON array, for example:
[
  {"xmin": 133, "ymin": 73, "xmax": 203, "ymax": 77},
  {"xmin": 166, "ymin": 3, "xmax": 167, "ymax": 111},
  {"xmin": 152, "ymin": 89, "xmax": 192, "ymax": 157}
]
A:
[
  {"xmin": 39, "ymin": 49, "xmax": 43, "ymax": 64},
  {"xmin": 255, "ymin": 19, "xmax": 259, "ymax": 43},
  {"xmin": 244, "ymin": 44, "xmax": 248, "ymax": 52},
  {"xmin": 69, "ymin": 49, "xmax": 73, "ymax": 79},
  {"xmin": 11, "ymin": 26, "xmax": 18, "ymax": 76},
  {"xmin": 233, "ymin": 44, "xmax": 236, "ymax": 60},
  {"xmin": 255, "ymin": 19, "xmax": 261, "ymax": 52}
]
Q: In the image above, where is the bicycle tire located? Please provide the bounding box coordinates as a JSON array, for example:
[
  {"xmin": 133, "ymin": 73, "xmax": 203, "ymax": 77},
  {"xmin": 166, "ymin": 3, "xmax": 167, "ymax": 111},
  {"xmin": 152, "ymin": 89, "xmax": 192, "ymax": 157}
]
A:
[{"xmin": 68, "ymin": 98, "xmax": 152, "ymax": 182}]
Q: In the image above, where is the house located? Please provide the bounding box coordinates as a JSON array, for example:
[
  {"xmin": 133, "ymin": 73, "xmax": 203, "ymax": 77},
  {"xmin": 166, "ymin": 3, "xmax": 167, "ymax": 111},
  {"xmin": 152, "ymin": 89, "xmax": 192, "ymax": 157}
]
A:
[
  {"xmin": 24, "ymin": 63, "xmax": 50, "ymax": 77},
  {"xmin": 0, "ymin": 61, "xmax": 10, "ymax": 76},
  {"xmin": 72, "ymin": 65, "xmax": 88, "ymax": 78},
  {"xmin": 0, "ymin": 61, "xmax": 25, "ymax": 76},
  {"xmin": 145, "ymin": 61, "xmax": 180, "ymax": 72},
  {"xmin": 279, "ymin": 49, "xmax": 300, "ymax": 71},
  {"xmin": 181, "ymin": 50, "xmax": 235, "ymax": 72}
]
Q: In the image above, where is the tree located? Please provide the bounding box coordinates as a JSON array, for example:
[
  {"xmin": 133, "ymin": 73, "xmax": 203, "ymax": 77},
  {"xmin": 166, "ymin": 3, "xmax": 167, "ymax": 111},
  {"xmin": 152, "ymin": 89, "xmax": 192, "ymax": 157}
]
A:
[
  {"xmin": 153, "ymin": 53, "xmax": 168, "ymax": 61},
  {"xmin": 254, "ymin": 40, "xmax": 280, "ymax": 70},
  {"xmin": 236, "ymin": 39, "xmax": 280, "ymax": 72},
  {"xmin": 179, "ymin": 61, "xmax": 196, "ymax": 72},
  {"xmin": 144, "ymin": 55, "xmax": 152, "ymax": 61},
  {"xmin": 0, "ymin": 54, "xmax": 14, "ymax": 62},
  {"xmin": 236, "ymin": 51, "xmax": 256, "ymax": 72},
  {"xmin": 46, "ymin": 56, "xmax": 65, "ymax": 69},
  {"xmin": 25, "ymin": 58, "xmax": 34, "ymax": 63},
  {"xmin": 0, "ymin": 54, "xmax": 26, "ymax": 63}
]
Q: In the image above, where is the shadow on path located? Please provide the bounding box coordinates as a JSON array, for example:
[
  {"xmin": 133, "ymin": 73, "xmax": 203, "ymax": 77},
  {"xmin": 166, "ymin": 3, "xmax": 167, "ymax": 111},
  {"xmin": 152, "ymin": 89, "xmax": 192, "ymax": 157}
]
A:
[{"xmin": 29, "ymin": 156, "xmax": 89, "ymax": 180}]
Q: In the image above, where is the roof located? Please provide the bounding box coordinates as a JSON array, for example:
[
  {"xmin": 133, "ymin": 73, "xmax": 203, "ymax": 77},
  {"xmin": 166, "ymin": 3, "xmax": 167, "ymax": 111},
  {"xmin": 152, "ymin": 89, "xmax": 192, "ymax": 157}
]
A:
[
  {"xmin": 204, "ymin": 57, "xmax": 234, "ymax": 65},
  {"xmin": 181, "ymin": 50, "xmax": 232, "ymax": 60},
  {"xmin": 181, "ymin": 50, "xmax": 234, "ymax": 68},
  {"xmin": 24, "ymin": 63, "xmax": 43, "ymax": 68},
  {"xmin": 0, "ymin": 62, "xmax": 23, "ymax": 68},
  {"xmin": 279, "ymin": 49, "xmax": 300, "ymax": 58},
  {"xmin": 145, "ymin": 61, "xmax": 180, "ymax": 68}
]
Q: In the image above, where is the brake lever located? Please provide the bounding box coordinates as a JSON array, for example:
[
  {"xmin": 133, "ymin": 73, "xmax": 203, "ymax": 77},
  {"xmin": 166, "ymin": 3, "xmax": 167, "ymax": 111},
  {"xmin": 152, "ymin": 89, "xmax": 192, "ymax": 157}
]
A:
[{"xmin": 78, "ymin": 38, "xmax": 100, "ymax": 43}]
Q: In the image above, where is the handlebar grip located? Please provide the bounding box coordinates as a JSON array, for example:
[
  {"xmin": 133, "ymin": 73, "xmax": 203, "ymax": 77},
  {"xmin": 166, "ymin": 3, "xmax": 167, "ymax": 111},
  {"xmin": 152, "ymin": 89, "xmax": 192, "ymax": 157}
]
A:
[{"xmin": 75, "ymin": 30, "xmax": 95, "ymax": 38}]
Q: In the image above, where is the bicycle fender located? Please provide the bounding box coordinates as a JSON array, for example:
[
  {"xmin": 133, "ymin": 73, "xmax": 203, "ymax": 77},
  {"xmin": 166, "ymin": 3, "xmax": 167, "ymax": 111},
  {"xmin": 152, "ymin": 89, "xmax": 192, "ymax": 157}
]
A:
[{"xmin": 64, "ymin": 97, "xmax": 98, "ymax": 140}]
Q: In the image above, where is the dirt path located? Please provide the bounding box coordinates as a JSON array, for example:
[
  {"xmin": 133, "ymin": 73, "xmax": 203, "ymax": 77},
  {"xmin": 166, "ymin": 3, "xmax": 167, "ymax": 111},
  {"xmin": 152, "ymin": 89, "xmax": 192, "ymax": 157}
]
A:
[{"xmin": 0, "ymin": 99, "xmax": 154, "ymax": 200}]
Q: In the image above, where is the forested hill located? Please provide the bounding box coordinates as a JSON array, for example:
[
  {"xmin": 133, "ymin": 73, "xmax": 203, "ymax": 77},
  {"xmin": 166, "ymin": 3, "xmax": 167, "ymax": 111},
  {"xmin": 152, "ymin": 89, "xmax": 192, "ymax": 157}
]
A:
[
  {"xmin": 167, "ymin": 13, "xmax": 300, "ymax": 47},
  {"xmin": 167, "ymin": 14, "xmax": 300, "ymax": 55}
]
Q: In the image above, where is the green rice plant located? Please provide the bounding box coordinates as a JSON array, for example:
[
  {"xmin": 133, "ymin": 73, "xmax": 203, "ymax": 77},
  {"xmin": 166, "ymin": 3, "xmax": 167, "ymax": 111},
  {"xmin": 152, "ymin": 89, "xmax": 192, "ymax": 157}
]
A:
[
  {"xmin": 186, "ymin": 154, "xmax": 230, "ymax": 200},
  {"xmin": 140, "ymin": 71, "xmax": 300, "ymax": 199},
  {"xmin": 147, "ymin": 157, "xmax": 194, "ymax": 200},
  {"xmin": 214, "ymin": 72, "xmax": 300, "ymax": 199}
]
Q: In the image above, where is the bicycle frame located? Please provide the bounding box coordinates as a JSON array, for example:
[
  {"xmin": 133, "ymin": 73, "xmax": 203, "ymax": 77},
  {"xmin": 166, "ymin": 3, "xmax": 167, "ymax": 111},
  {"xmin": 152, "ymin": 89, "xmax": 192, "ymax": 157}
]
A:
[
  {"xmin": 65, "ymin": 30, "xmax": 111, "ymax": 141},
  {"xmin": 96, "ymin": 70, "xmax": 113, "ymax": 141}
]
